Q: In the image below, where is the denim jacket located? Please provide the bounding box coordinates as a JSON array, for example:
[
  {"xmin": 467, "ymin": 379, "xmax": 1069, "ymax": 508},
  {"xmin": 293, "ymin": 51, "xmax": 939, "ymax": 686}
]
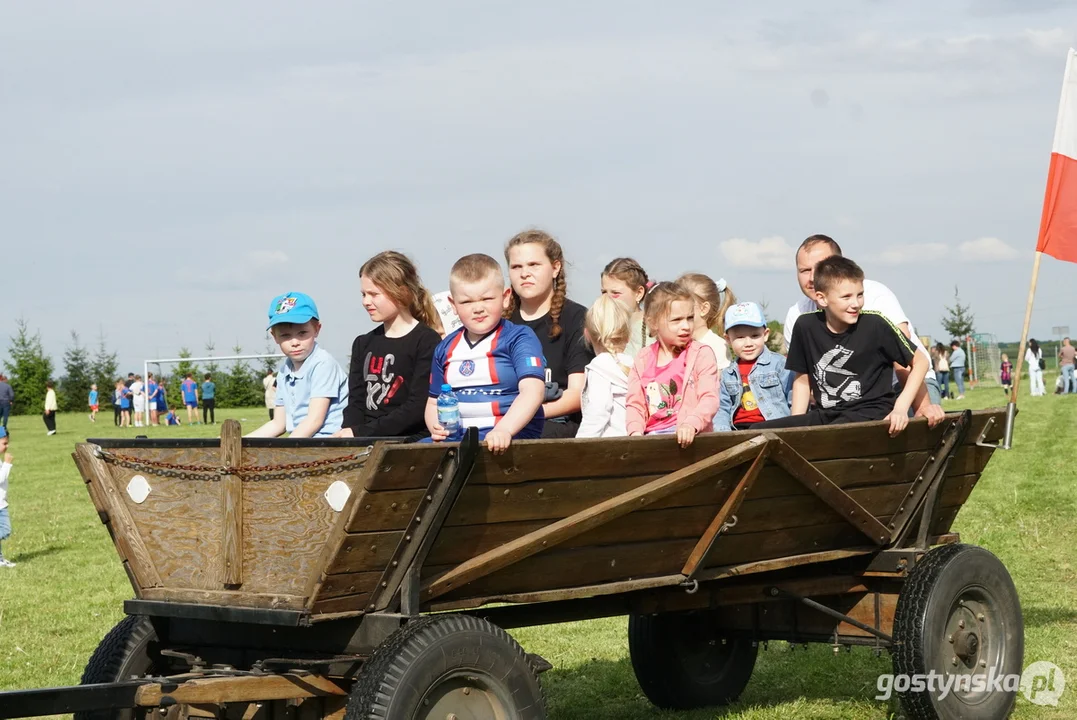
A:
[{"xmin": 713, "ymin": 347, "xmax": 794, "ymax": 431}]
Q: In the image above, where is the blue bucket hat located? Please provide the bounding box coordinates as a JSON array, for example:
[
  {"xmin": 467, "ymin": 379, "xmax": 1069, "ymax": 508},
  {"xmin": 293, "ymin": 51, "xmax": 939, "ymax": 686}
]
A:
[
  {"xmin": 724, "ymin": 301, "xmax": 768, "ymax": 330},
  {"xmin": 267, "ymin": 292, "xmax": 320, "ymax": 329}
]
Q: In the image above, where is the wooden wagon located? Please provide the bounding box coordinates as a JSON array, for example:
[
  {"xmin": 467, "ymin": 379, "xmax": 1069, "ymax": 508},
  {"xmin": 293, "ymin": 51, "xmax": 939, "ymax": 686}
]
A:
[{"xmin": 0, "ymin": 408, "xmax": 1023, "ymax": 720}]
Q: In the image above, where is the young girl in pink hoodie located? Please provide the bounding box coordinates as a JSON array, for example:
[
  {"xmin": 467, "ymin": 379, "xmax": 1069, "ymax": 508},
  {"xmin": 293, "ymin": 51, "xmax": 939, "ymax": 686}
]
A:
[{"xmin": 626, "ymin": 282, "xmax": 719, "ymax": 448}]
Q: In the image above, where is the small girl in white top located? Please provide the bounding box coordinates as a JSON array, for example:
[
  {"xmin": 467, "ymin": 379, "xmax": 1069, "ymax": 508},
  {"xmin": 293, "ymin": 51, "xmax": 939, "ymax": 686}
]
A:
[
  {"xmin": 677, "ymin": 272, "xmax": 737, "ymax": 371},
  {"xmin": 0, "ymin": 427, "xmax": 14, "ymax": 567},
  {"xmin": 576, "ymin": 295, "xmax": 634, "ymax": 438}
]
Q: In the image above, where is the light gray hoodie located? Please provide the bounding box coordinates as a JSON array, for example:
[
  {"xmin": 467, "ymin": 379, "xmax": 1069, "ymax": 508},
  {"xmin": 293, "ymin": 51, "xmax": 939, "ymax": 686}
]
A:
[{"xmin": 576, "ymin": 352, "xmax": 633, "ymax": 438}]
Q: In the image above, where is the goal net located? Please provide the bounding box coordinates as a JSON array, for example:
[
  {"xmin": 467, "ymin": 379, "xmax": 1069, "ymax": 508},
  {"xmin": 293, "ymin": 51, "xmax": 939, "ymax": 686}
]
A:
[{"xmin": 968, "ymin": 333, "xmax": 1001, "ymax": 387}]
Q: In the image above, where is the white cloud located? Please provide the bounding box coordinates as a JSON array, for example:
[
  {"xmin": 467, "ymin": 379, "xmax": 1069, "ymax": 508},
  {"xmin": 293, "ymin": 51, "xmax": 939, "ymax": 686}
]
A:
[
  {"xmin": 958, "ymin": 236, "xmax": 1020, "ymax": 261},
  {"xmin": 875, "ymin": 243, "xmax": 951, "ymax": 266},
  {"xmin": 719, "ymin": 236, "xmax": 794, "ymax": 270}
]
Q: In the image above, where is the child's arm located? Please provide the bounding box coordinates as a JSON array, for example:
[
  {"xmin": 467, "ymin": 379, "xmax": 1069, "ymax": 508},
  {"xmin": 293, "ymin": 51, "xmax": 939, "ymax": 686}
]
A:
[
  {"xmin": 887, "ymin": 351, "xmax": 928, "ymax": 437},
  {"xmin": 625, "ymin": 363, "xmax": 647, "ymax": 436},
  {"xmin": 790, "ymin": 374, "xmax": 811, "ymax": 414},
  {"xmin": 541, "ymin": 373, "xmax": 585, "ymax": 419},
  {"xmin": 485, "ymin": 377, "xmax": 544, "ymax": 453},
  {"xmin": 424, "ymin": 396, "xmax": 450, "ymax": 442},
  {"xmin": 680, "ymin": 345, "xmax": 719, "ymax": 436},
  {"xmin": 290, "ymin": 398, "xmax": 331, "ymax": 438},
  {"xmin": 713, "ymin": 379, "xmax": 734, "ymax": 432},
  {"xmin": 247, "ymin": 412, "xmax": 287, "ymax": 438},
  {"xmin": 575, "ymin": 369, "xmax": 613, "ymax": 438}
]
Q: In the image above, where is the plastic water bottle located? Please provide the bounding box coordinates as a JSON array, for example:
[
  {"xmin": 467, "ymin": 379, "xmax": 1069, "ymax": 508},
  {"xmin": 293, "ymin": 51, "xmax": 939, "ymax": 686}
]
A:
[{"xmin": 436, "ymin": 384, "xmax": 463, "ymax": 441}]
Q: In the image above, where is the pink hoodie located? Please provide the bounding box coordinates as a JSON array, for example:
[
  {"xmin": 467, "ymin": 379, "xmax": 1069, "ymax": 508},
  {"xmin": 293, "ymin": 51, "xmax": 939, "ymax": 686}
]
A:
[{"xmin": 626, "ymin": 340, "xmax": 719, "ymax": 435}]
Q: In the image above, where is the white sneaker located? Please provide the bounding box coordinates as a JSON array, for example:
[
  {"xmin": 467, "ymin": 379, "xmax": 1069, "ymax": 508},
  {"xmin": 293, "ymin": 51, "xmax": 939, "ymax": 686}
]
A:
[
  {"xmin": 47, "ymin": 430, "xmax": 56, "ymax": 435},
  {"xmin": 0, "ymin": 558, "xmax": 16, "ymax": 568}
]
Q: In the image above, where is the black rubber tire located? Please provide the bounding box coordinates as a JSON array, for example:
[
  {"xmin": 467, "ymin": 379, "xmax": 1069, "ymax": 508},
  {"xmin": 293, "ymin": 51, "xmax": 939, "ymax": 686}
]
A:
[
  {"xmin": 628, "ymin": 610, "xmax": 757, "ymax": 710},
  {"xmin": 74, "ymin": 615, "xmax": 160, "ymax": 720},
  {"xmin": 346, "ymin": 615, "xmax": 546, "ymax": 720},
  {"xmin": 893, "ymin": 543, "xmax": 1023, "ymax": 720}
]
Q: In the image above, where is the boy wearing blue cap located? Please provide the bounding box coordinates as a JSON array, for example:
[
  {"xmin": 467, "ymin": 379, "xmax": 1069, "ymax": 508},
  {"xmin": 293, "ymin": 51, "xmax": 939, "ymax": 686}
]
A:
[
  {"xmin": 714, "ymin": 302, "xmax": 793, "ymax": 431},
  {"xmin": 248, "ymin": 292, "xmax": 350, "ymax": 438},
  {"xmin": 0, "ymin": 427, "xmax": 14, "ymax": 567}
]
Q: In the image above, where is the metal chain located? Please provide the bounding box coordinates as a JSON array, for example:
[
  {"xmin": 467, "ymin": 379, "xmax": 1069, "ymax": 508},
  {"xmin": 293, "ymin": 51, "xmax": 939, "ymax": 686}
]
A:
[{"xmin": 94, "ymin": 446, "xmax": 372, "ymax": 482}]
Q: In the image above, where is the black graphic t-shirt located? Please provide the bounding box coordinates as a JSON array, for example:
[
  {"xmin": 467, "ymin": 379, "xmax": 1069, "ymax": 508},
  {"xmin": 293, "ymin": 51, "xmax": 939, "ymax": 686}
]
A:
[
  {"xmin": 342, "ymin": 322, "xmax": 441, "ymax": 438},
  {"xmin": 510, "ymin": 298, "xmax": 593, "ymax": 423},
  {"xmin": 786, "ymin": 310, "xmax": 915, "ymax": 416}
]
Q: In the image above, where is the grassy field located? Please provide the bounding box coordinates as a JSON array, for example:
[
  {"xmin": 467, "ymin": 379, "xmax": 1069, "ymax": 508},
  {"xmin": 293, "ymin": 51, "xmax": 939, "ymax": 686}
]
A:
[{"xmin": 0, "ymin": 392, "xmax": 1074, "ymax": 719}]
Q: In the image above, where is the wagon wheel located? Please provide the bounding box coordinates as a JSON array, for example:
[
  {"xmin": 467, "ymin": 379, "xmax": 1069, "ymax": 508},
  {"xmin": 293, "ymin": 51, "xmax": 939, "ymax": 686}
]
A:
[
  {"xmin": 892, "ymin": 543, "xmax": 1023, "ymax": 720},
  {"xmin": 346, "ymin": 615, "xmax": 546, "ymax": 720},
  {"xmin": 628, "ymin": 609, "xmax": 757, "ymax": 710},
  {"xmin": 75, "ymin": 615, "xmax": 161, "ymax": 720}
]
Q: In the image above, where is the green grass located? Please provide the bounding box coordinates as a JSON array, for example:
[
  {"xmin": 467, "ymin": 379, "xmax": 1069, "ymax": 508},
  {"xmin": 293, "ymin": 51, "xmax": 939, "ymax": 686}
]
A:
[{"xmin": 0, "ymin": 396, "xmax": 1074, "ymax": 718}]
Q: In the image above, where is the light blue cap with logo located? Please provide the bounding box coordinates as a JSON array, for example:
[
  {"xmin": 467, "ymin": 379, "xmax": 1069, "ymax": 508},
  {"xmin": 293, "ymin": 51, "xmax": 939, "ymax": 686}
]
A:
[
  {"xmin": 724, "ymin": 301, "xmax": 768, "ymax": 330},
  {"xmin": 267, "ymin": 292, "xmax": 320, "ymax": 329}
]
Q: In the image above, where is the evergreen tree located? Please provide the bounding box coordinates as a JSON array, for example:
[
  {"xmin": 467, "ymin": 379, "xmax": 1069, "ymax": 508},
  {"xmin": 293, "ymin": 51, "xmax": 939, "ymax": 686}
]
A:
[
  {"xmin": 169, "ymin": 348, "xmax": 199, "ymax": 409},
  {"xmin": 261, "ymin": 340, "xmax": 281, "ymax": 375},
  {"xmin": 940, "ymin": 286, "xmax": 975, "ymax": 342},
  {"xmin": 218, "ymin": 345, "xmax": 259, "ymax": 408},
  {"xmin": 60, "ymin": 330, "xmax": 94, "ymax": 412},
  {"xmin": 3, "ymin": 318, "xmax": 54, "ymax": 415},
  {"xmin": 203, "ymin": 339, "xmax": 221, "ymax": 381},
  {"xmin": 90, "ymin": 330, "xmax": 119, "ymax": 409}
]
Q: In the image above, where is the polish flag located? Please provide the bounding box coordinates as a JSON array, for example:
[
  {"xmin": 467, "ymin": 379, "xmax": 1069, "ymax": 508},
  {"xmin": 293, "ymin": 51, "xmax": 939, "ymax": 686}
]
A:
[{"xmin": 1037, "ymin": 48, "xmax": 1077, "ymax": 264}]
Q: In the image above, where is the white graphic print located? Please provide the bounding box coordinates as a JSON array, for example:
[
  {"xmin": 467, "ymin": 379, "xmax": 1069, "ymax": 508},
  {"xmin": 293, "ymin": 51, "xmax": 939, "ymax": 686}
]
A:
[
  {"xmin": 814, "ymin": 346, "xmax": 861, "ymax": 408},
  {"xmin": 365, "ymin": 352, "xmax": 402, "ymax": 410}
]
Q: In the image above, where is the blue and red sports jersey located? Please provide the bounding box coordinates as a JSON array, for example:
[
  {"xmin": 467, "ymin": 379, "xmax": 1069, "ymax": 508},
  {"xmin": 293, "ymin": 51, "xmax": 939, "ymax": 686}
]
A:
[
  {"xmin": 430, "ymin": 319, "xmax": 545, "ymax": 435},
  {"xmin": 181, "ymin": 379, "xmax": 197, "ymax": 402}
]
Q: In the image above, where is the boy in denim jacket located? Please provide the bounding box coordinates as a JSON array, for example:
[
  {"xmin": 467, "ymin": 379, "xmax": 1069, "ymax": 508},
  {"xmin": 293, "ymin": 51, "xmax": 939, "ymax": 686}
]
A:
[{"xmin": 714, "ymin": 302, "xmax": 793, "ymax": 431}]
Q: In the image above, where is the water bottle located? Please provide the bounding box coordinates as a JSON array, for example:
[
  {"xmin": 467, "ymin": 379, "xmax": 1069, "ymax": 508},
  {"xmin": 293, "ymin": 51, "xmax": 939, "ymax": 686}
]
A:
[{"xmin": 436, "ymin": 383, "xmax": 463, "ymax": 441}]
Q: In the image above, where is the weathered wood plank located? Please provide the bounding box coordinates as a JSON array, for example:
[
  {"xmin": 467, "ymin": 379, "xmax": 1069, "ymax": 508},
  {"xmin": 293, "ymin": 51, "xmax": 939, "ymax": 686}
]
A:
[
  {"xmin": 424, "ymin": 436, "xmax": 769, "ymax": 601},
  {"xmin": 309, "ymin": 592, "xmax": 373, "ymax": 616},
  {"xmin": 139, "ymin": 587, "xmax": 306, "ymax": 609},
  {"xmin": 220, "ymin": 420, "xmax": 244, "ymax": 587},
  {"xmin": 135, "ymin": 674, "xmax": 347, "ymax": 706}
]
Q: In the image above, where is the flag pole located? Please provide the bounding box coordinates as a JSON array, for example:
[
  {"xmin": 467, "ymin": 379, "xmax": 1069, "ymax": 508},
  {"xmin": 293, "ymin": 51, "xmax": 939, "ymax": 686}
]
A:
[{"xmin": 1004, "ymin": 250, "xmax": 1043, "ymax": 448}]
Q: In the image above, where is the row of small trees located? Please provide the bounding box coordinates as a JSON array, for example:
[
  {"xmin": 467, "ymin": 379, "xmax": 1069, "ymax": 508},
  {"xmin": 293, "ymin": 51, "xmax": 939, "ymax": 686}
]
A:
[{"xmin": 2, "ymin": 319, "xmax": 278, "ymax": 415}]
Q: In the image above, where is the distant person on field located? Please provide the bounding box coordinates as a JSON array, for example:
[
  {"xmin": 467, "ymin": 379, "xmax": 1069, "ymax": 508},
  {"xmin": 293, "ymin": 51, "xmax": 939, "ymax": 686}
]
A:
[
  {"xmin": 263, "ymin": 371, "xmax": 277, "ymax": 421},
  {"xmin": 88, "ymin": 384, "xmax": 99, "ymax": 423},
  {"xmin": 164, "ymin": 408, "xmax": 181, "ymax": 426},
  {"xmin": 201, "ymin": 373, "xmax": 216, "ymax": 425},
  {"xmin": 146, "ymin": 373, "xmax": 160, "ymax": 426},
  {"xmin": 155, "ymin": 379, "xmax": 169, "ymax": 418},
  {"xmin": 1059, "ymin": 337, "xmax": 1076, "ymax": 394},
  {"xmin": 0, "ymin": 427, "xmax": 15, "ymax": 567},
  {"xmin": 0, "ymin": 375, "xmax": 12, "ymax": 429},
  {"xmin": 949, "ymin": 340, "xmax": 967, "ymax": 399},
  {"xmin": 1000, "ymin": 353, "xmax": 1013, "ymax": 395},
  {"xmin": 783, "ymin": 235, "xmax": 944, "ymax": 425},
  {"xmin": 113, "ymin": 380, "xmax": 124, "ymax": 426},
  {"xmin": 759, "ymin": 257, "xmax": 927, "ymax": 436},
  {"xmin": 131, "ymin": 374, "xmax": 145, "ymax": 427},
  {"xmin": 248, "ymin": 292, "xmax": 349, "ymax": 438},
  {"xmin": 1027, "ymin": 339, "xmax": 1048, "ymax": 396},
  {"xmin": 933, "ymin": 344, "xmax": 950, "ymax": 399},
  {"xmin": 180, "ymin": 373, "xmax": 199, "ymax": 424},
  {"xmin": 43, "ymin": 381, "xmax": 58, "ymax": 436}
]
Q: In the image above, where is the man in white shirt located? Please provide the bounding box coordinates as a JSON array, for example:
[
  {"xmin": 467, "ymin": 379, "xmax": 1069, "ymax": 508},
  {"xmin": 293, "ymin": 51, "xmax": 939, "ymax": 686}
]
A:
[{"xmin": 783, "ymin": 235, "xmax": 945, "ymax": 426}]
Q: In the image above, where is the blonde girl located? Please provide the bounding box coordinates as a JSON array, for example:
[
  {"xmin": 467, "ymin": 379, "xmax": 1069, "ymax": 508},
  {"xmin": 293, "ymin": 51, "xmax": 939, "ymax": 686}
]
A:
[
  {"xmin": 505, "ymin": 229, "xmax": 593, "ymax": 438},
  {"xmin": 577, "ymin": 295, "xmax": 633, "ymax": 438},
  {"xmin": 625, "ymin": 282, "xmax": 719, "ymax": 448},
  {"xmin": 677, "ymin": 273, "xmax": 737, "ymax": 371},
  {"xmin": 337, "ymin": 251, "xmax": 443, "ymax": 438},
  {"xmin": 601, "ymin": 257, "xmax": 651, "ymax": 357}
]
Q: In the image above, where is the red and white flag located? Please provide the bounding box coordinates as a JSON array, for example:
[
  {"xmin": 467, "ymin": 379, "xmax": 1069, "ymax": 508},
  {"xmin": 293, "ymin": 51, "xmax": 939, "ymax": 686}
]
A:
[{"xmin": 1037, "ymin": 48, "xmax": 1077, "ymax": 264}]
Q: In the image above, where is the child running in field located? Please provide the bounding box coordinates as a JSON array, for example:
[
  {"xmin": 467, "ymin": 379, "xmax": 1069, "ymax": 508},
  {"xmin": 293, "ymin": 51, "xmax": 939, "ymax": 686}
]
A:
[
  {"xmin": 337, "ymin": 251, "xmax": 443, "ymax": 439},
  {"xmin": 1000, "ymin": 353, "xmax": 1013, "ymax": 395},
  {"xmin": 758, "ymin": 256, "xmax": 927, "ymax": 436},
  {"xmin": 426, "ymin": 253, "xmax": 546, "ymax": 453},
  {"xmin": 626, "ymin": 281, "xmax": 719, "ymax": 447},
  {"xmin": 714, "ymin": 302, "xmax": 793, "ymax": 431},
  {"xmin": 88, "ymin": 384, "xmax": 99, "ymax": 423},
  {"xmin": 0, "ymin": 427, "xmax": 14, "ymax": 567},
  {"xmin": 576, "ymin": 295, "xmax": 633, "ymax": 438},
  {"xmin": 600, "ymin": 257, "xmax": 651, "ymax": 358},
  {"xmin": 249, "ymin": 292, "xmax": 349, "ymax": 438},
  {"xmin": 677, "ymin": 272, "xmax": 737, "ymax": 371}
]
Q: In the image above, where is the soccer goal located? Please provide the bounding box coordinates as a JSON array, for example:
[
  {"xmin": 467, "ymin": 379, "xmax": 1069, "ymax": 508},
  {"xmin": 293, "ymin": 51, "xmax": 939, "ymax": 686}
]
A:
[
  {"xmin": 969, "ymin": 333, "xmax": 1001, "ymax": 387},
  {"xmin": 143, "ymin": 354, "xmax": 283, "ymax": 388}
]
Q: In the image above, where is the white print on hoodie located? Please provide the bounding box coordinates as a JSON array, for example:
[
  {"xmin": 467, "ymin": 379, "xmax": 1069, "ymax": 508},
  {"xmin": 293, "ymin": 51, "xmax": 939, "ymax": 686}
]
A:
[
  {"xmin": 0, "ymin": 461, "xmax": 11, "ymax": 511},
  {"xmin": 576, "ymin": 352, "xmax": 633, "ymax": 438}
]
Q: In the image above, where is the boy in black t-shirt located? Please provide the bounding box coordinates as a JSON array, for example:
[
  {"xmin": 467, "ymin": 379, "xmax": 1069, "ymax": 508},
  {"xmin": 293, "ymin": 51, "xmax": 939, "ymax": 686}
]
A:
[{"xmin": 759, "ymin": 256, "xmax": 927, "ymax": 436}]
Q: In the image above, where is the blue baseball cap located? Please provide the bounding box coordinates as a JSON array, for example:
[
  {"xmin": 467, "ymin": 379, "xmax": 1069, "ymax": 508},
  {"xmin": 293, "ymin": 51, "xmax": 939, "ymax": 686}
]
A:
[
  {"xmin": 724, "ymin": 302, "xmax": 768, "ymax": 330},
  {"xmin": 267, "ymin": 292, "xmax": 320, "ymax": 329},
  {"xmin": 0, "ymin": 427, "xmax": 7, "ymax": 439}
]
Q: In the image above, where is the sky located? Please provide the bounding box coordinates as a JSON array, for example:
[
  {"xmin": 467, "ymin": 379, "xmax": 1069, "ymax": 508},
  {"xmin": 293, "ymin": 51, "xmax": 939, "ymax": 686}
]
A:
[{"xmin": 2, "ymin": 1, "xmax": 1077, "ymax": 376}]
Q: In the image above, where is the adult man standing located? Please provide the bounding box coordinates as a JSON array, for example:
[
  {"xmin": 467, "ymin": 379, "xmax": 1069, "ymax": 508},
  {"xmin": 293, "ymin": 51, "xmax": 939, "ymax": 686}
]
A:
[
  {"xmin": 1060, "ymin": 337, "xmax": 1076, "ymax": 394},
  {"xmin": 948, "ymin": 341, "xmax": 967, "ymax": 400},
  {"xmin": 0, "ymin": 375, "xmax": 12, "ymax": 429},
  {"xmin": 783, "ymin": 235, "xmax": 944, "ymax": 425}
]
